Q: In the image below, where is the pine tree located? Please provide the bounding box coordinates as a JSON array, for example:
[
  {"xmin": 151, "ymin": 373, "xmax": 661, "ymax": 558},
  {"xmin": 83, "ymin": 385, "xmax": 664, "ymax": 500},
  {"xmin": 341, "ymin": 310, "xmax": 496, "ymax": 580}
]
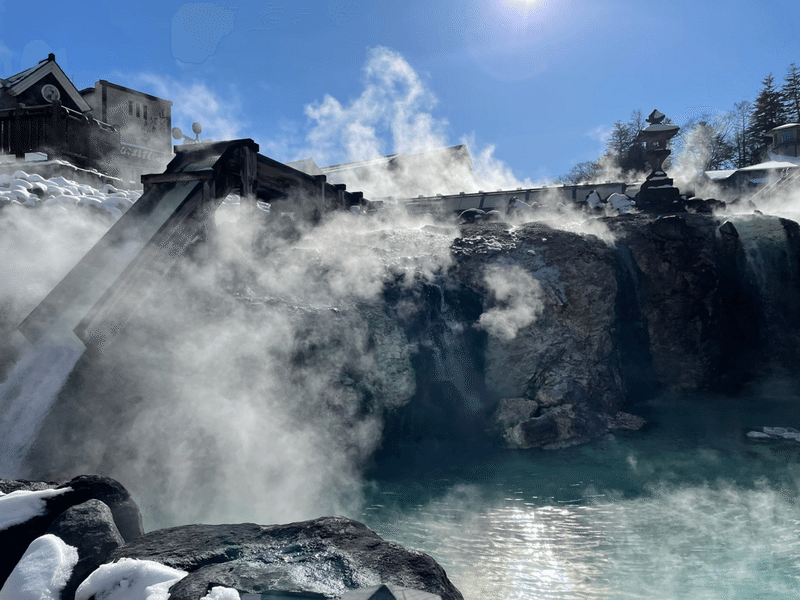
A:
[
  {"xmin": 746, "ymin": 73, "xmax": 786, "ymax": 163},
  {"xmin": 781, "ymin": 63, "xmax": 800, "ymax": 123}
]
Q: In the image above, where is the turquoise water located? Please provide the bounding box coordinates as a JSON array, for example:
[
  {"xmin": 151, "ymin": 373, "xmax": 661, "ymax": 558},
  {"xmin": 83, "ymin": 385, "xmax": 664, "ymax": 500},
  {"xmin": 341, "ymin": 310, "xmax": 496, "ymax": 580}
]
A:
[{"xmin": 361, "ymin": 387, "xmax": 800, "ymax": 599}]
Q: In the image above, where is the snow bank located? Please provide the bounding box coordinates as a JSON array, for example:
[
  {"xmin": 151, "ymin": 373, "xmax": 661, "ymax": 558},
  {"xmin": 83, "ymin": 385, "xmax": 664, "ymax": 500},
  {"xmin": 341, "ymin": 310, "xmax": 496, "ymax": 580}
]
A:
[
  {"xmin": 74, "ymin": 558, "xmax": 187, "ymax": 600},
  {"xmin": 0, "ymin": 534, "xmax": 78, "ymax": 600},
  {"xmin": 0, "ymin": 170, "xmax": 140, "ymax": 220},
  {"xmin": 0, "ymin": 487, "xmax": 72, "ymax": 531}
]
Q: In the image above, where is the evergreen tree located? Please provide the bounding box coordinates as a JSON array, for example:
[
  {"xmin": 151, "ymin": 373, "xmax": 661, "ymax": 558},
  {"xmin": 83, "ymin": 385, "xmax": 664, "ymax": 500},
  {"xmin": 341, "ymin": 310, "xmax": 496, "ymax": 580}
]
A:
[
  {"xmin": 747, "ymin": 73, "xmax": 786, "ymax": 162},
  {"xmin": 604, "ymin": 110, "xmax": 647, "ymax": 174},
  {"xmin": 781, "ymin": 63, "xmax": 800, "ymax": 123}
]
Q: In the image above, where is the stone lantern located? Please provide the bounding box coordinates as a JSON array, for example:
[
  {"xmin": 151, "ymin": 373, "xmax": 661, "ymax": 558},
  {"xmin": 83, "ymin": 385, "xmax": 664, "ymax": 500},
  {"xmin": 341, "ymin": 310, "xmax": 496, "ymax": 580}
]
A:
[{"xmin": 636, "ymin": 109, "xmax": 680, "ymax": 207}]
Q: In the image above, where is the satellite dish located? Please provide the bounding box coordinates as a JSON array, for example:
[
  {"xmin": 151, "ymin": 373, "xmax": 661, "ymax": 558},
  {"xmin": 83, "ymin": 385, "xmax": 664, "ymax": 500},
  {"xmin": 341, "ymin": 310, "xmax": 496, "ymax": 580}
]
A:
[
  {"xmin": 192, "ymin": 122, "xmax": 202, "ymax": 135},
  {"xmin": 172, "ymin": 127, "xmax": 183, "ymax": 140},
  {"xmin": 41, "ymin": 84, "xmax": 61, "ymax": 103}
]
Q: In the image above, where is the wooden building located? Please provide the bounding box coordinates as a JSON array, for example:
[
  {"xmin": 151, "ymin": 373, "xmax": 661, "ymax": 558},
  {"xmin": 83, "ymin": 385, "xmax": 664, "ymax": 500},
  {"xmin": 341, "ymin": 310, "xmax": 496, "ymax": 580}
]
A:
[{"xmin": 0, "ymin": 54, "xmax": 173, "ymax": 186}]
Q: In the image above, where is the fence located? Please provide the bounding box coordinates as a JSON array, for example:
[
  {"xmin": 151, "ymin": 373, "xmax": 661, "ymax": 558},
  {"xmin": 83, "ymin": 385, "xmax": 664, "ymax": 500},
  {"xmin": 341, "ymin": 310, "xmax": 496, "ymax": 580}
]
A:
[{"xmin": 0, "ymin": 101, "xmax": 120, "ymax": 174}]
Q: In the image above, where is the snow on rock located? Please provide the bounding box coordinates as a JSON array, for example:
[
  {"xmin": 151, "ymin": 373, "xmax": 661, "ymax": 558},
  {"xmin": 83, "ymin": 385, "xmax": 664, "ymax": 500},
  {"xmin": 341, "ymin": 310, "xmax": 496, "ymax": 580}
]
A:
[
  {"xmin": 0, "ymin": 488, "xmax": 73, "ymax": 531},
  {"xmin": 0, "ymin": 170, "xmax": 140, "ymax": 220},
  {"xmin": 585, "ymin": 191, "xmax": 602, "ymax": 209},
  {"xmin": 606, "ymin": 193, "xmax": 635, "ymax": 213},
  {"xmin": 0, "ymin": 534, "xmax": 79, "ymax": 600},
  {"xmin": 200, "ymin": 587, "xmax": 240, "ymax": 600},
  {"xmin": 74, "ymin": 558, "xmax": 187, "ymax": 600}
]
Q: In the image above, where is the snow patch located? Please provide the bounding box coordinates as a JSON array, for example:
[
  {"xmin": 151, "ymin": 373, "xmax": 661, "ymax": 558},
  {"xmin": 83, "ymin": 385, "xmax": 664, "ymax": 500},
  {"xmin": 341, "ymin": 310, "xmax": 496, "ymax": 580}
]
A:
[
  {"xmin": 0, "ymin": 170, "xmax": 139, "ymax": 219},
  {"xmin": 0, "ymin": 534, "xmax": 79, "ymax": 600},
  {"xmin": 0, "ymin": 488, "xmax": 72, "ymax": 531},
  {"xmin": 201, "ymin": 587, "xmax": 241, "ymax": 600},
  {"xmin": 75, "ymin": 558, "xmax": 187, "ymax": 600}
]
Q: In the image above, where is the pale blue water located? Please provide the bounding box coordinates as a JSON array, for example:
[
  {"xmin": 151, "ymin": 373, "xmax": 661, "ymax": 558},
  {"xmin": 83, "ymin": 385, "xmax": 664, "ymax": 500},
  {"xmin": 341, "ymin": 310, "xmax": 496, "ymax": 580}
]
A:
[{"xmin": 361, "ymin": 386, "xmax": 800, "ymax": 599}]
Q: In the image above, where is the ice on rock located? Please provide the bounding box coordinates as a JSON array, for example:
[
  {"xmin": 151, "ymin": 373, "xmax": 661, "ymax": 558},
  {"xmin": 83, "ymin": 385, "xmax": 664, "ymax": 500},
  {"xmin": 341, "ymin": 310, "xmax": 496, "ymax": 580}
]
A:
[{"xmin": 0, "ymin": 534, "xmax": 78, "ymax": 600}]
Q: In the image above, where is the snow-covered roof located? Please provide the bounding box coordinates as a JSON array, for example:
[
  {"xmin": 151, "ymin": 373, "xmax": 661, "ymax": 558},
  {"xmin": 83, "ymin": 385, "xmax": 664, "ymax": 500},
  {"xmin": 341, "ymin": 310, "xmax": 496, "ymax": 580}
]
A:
[
  {"xmin": 736, "ymin": 160, "xmax": 800, "ymax": 172},
  {"xmin": 767, "ymin": 123, "xmax": 800, "ymax": 133},
  {"xmin": 704, "ymin": 169, "xmax": 736, "ymax": 181}
]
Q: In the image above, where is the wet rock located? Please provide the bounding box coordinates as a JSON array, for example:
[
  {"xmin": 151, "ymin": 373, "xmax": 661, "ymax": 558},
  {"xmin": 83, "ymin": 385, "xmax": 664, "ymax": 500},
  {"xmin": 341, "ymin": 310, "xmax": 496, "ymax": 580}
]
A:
[
  {"xmin": 509, "ymin": 412, "xmax": 560, "ymax": 448},
  {"xmin": 109, "ymin": 516, "xmax": 463, "ymax": 600},
  {"xmin": 489, "ymin": 398, "xmax": 539, "ymax": 435}
]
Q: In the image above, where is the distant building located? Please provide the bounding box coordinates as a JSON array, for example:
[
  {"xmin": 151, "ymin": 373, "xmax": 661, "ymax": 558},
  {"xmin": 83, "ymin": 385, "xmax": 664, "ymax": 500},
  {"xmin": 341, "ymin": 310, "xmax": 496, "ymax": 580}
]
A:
[
  {"xmin": 81, "ymin": 80, "xmax": 173, "ymax": 182},
  {"xmin": 767, "ymin": 123, "xmax": 800, "ymax": 159},
  {"xmin": 0, "ymin": 54, "xmax": 173, "ymax": 185},
  {"xmin": 703, "ymin": 123, "xmax": 800, "ymax": 193}
]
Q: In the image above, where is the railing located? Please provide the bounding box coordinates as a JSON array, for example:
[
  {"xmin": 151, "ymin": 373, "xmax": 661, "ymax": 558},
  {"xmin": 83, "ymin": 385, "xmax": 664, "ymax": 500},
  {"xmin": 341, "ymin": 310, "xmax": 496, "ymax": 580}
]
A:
[{"xmin": 0, "ymin": 101, "xmax": 120, "ymax": 173}]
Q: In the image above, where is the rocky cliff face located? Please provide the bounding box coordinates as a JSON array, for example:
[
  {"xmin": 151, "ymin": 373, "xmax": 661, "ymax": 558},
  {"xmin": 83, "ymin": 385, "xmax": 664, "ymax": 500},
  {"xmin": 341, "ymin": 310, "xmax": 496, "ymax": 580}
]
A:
[{"xmin": 380, "ymin": 212, "xmax": 800, "ymax": 450}]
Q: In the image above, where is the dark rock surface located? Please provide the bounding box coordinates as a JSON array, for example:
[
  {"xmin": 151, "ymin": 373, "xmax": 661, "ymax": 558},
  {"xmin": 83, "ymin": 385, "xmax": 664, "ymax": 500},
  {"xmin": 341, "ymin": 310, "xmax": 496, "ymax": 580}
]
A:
[
  {"xmin": 45, "ymin": 499, "xmax": 125, "ymax": 600},
  {"xmin": 110, "ymin": 516, "xmax": 463, "ymax": 600}
]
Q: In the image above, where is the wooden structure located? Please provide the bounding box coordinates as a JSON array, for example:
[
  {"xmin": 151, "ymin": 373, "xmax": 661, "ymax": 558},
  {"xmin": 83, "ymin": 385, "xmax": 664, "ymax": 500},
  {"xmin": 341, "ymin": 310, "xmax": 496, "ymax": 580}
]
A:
[
  {"xmin": 0, "ymin": 101, "xmax": 119, "ymax": 172},
  {"xmin": 19, "ymin": 139, "xmax": 371, "ymax": 353}
]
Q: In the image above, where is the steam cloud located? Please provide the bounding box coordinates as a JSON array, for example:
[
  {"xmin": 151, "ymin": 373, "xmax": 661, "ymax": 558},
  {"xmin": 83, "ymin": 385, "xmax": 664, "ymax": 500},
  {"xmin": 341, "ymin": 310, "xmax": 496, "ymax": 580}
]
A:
[{"xmin": 479, "ymin": 264, "xmax": 544, "ymax": 341}]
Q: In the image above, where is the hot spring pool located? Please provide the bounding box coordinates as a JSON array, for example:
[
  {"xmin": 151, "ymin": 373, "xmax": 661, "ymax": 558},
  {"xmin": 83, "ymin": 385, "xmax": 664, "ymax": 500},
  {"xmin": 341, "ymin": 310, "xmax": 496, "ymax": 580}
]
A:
[{"xmin": 360, "ymin": 387, "xmax": 800, "ymax": 599}]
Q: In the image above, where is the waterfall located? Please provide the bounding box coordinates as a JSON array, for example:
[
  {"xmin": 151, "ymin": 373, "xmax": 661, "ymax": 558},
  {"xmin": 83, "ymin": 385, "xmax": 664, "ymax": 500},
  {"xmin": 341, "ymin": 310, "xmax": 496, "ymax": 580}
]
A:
[
  {"xmin": 0, "ymin": 329, "xmax": 85, "ymax": 478},
  {"xmin": 432, "ymin": 289, "xmax": 484, "ymax": 414},
  {"xmin": 726, "ymin": 214, "xmax": 800, "ymax": 375},
  {"xmin": 730, "ymin": 216, "xmax": 798, "ymax": 327}
]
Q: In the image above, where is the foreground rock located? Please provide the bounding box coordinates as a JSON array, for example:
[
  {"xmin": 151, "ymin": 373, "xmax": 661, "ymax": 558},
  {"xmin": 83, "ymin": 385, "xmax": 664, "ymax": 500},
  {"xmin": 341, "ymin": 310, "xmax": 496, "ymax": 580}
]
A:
[
  {"xmin": 0, "ymin": 476, "xmax": 462, "ymax": 600},
  {"xmin": 0, "ymin": 474, "xmax": 143, "ymax": 590},
  {"xmin": 111, "ymin": 516, "xmax": 462, "ymax": 600}
]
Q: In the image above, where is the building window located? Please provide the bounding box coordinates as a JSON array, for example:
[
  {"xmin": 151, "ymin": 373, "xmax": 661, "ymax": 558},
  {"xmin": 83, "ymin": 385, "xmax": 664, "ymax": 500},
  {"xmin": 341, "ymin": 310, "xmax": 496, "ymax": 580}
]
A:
[
  {"xmin": 128, "ymin": 100, "xmax": 133, "ymax": 115},
  {"xmin": 143, "ymin": 105, "xmax": 148, "ymax": 121},
  {"xmin": 780, "ymin": 131, "xmax": 796, "ymax": 145},
  {"xmin": 136, "ymin": 103, "xmax": 140, "ymax": 118}
]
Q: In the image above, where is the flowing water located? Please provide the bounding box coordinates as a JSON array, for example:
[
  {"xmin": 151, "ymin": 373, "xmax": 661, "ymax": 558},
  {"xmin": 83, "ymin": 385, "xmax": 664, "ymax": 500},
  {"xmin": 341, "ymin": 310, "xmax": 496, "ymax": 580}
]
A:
[
  {"xmin": 0, "ymin": 331, "xmax": 85, "ymax": 477},
  {"xmin": 361, "ymin": 386, "xmax": 800, "ymax": 599}
]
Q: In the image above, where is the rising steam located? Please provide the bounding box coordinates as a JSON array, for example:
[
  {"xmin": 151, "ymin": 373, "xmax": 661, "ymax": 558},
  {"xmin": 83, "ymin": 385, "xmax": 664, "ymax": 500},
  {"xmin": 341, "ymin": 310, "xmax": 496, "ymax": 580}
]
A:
[{"xmin": 479, "ymin": 264, "xmax": 544, "ymax": 341}]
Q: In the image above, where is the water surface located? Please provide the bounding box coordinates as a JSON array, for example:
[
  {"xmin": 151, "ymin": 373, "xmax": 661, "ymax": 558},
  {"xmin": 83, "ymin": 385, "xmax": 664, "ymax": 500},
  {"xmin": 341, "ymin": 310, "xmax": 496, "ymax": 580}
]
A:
[{"xmin": 362, "ymin": 387, "xmax": 800, "ymax": 599}]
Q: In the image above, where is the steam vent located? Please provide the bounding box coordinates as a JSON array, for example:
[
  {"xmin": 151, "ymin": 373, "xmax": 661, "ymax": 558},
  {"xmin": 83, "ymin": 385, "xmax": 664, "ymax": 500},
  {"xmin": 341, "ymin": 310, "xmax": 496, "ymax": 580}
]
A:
[{"xmin": 636, "ymin": 109, "xmax": 681, "ymax": 210}]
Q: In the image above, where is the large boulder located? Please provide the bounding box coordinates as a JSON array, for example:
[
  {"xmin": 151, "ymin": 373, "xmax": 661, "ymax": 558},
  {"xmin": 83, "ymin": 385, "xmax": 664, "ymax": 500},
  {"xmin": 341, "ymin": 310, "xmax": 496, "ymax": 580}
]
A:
[
  {"xmin": 108, "ymin": 516, "xmax": 463, "ymax": 600},
  {"xmin": 449, "ymin": 221, "xmax": 627, "ymax": 448},
  {"xmin": 45, "ymin": 499, "xmax": 125, "ymax": 600}
]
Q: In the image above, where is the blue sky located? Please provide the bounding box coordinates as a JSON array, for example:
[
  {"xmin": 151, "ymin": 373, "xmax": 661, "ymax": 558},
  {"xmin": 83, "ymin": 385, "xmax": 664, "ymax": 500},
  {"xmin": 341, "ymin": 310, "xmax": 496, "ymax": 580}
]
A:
[{"xmin": 1, "ymin": 0, "xmax": 798, "ymax": 184}]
